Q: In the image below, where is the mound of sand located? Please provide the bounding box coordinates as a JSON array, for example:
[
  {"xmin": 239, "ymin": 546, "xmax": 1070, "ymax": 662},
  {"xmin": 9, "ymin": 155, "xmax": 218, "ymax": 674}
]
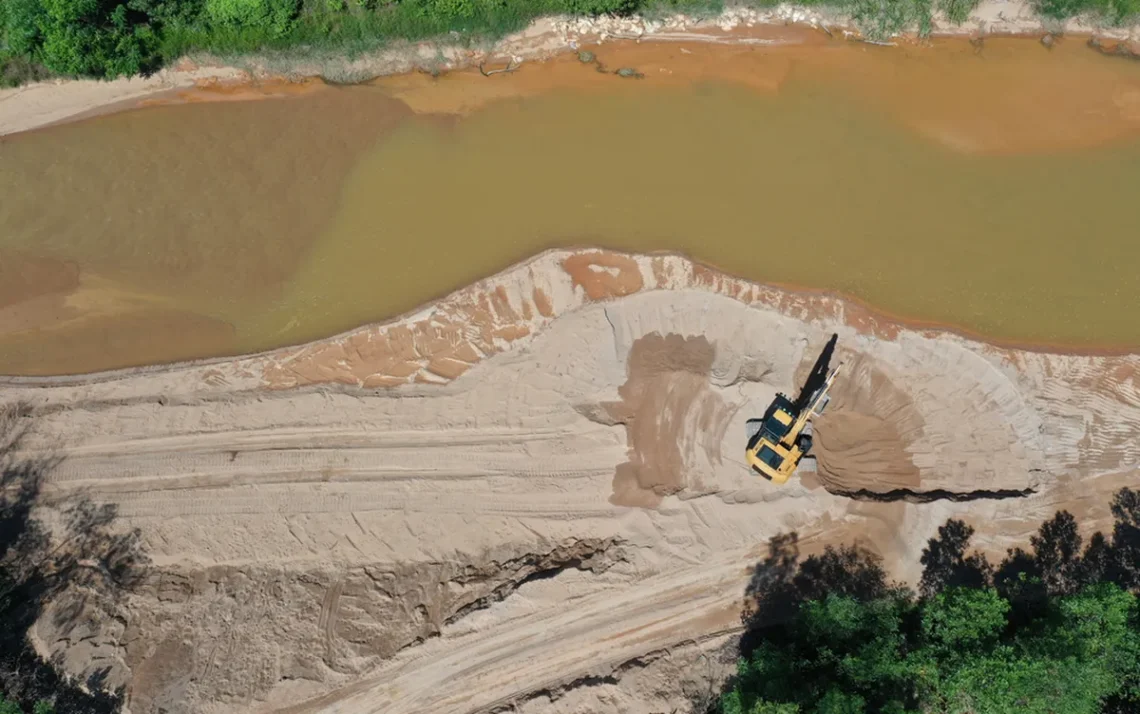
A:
[{"xmin": 3, "ymin": 249, "xmax": 1139, "ymax": 714}]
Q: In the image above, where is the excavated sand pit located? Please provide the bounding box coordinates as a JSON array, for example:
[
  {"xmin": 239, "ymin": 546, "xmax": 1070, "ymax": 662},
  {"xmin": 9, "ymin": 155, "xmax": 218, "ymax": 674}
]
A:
[{"xmin": 2, "ymin": 249, "xmax": 1139, "ymax": 713}]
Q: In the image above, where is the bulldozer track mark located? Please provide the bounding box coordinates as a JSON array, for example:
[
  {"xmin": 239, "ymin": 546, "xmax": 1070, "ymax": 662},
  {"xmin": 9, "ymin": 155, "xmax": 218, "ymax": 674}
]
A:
[
  {"xmin": 318, "ymin": 578, "xmax": 346, "ymax": 665},
  {"xmin": 107, "ymin": 491, "xmax": 619, "ymax": 519},
  {"xmin": 45, "ymin": 464, "xmax": 615, "ymax": 496},
  {"xmin": 38, "ymin": 426, "xmax": 577, "ymax": 460}
]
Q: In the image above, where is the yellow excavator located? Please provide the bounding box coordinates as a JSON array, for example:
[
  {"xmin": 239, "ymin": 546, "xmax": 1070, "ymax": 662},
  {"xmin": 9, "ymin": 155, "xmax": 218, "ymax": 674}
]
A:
[{"xmin": 746, "ymin": 334, "xmax": 842, "ymax": 484}]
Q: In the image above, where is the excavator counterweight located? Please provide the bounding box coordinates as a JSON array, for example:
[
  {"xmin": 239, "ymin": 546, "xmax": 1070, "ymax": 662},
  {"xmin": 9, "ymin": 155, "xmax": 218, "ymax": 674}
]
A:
[{"xmin": 745, "ymin": 334, "xmax": 842, "ymax": 484}]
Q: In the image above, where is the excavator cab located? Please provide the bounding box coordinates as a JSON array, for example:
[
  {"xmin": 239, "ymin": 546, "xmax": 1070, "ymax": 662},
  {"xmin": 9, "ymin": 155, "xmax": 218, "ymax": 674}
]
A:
[{"xmin": 746, "ymin": 335, "xmax": 841, "ymax": 484}]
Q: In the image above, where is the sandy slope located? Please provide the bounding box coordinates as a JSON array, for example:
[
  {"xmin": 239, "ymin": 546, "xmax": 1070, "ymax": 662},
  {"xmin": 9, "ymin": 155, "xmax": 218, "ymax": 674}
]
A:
[
  {"xmin": 3, "ymin": 249, "xmax": 1139, "ymax": 713},
  {"xmin": 4, "ymin": 1, "xmax": 1139, "ymax": 139},
  {"xmin": 0, "ymin": 65, "xmax": 253, "ymax": 137}
]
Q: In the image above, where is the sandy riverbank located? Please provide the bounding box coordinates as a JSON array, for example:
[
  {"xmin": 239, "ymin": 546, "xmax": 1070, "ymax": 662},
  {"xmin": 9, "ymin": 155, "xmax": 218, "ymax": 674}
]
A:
[
  {"xmin": 3, "ymin": 0, "xmax": 1139, "ymax": 139},
  {"xmin": 3, "ymin": 249, "xmax": 1138, "ymax": 713}
]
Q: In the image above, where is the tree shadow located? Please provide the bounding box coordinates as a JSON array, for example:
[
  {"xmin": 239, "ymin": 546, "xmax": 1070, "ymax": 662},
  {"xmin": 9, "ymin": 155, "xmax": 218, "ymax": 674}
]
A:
[
  {"xmin": 0, "ymin": 404, "xmax": 148, "ymax": 713},
  {"xmin": 739, "ymin": 532, "xmax": 897, "ymax": 658},
  {"xmin": 919, "ymin": 519, "xmax": 993, "ymax": 598}
]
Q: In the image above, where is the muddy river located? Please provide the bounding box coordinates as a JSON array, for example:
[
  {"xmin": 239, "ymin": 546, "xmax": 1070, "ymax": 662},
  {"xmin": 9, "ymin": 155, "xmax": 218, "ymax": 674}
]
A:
[{"xmin": 3, "ymin": 34, "xmax": 1140, "ymax": 375}]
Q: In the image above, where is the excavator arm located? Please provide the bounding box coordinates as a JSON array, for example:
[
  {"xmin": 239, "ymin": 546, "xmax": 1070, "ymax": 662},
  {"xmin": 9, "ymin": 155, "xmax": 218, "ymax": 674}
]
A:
[
  {"xmin": 790, "ymin": 362, "xmax": 841, "ymax": 436},
  {"xmin": 745, "ymin": 334, "xmax": 842, "ymax": 485}
]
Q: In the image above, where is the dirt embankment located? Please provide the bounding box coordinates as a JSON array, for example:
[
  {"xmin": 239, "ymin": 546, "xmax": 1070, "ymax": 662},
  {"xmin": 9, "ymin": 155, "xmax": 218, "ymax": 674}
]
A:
[{"xmin": 2, "ymin": 248, "xmax": 1139, "ymax": 714}]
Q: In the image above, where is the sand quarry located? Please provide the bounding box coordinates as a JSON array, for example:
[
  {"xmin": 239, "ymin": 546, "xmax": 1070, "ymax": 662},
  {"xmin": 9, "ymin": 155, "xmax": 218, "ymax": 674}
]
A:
[{"xmin": 0, "ymin": 248, "xmax": 1135, "ymax": 713}]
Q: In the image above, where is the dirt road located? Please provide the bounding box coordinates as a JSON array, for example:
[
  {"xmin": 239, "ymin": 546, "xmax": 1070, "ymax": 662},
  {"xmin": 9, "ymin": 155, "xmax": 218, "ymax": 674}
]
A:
[{"xmin": 3, "ymin": 250, "xmax": 1138, "ymax": 713}]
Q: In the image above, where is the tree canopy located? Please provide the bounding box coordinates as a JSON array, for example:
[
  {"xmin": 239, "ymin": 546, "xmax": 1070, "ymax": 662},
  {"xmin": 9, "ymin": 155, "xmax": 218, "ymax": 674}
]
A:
[{"xmin": 721, "ymin": 490, "xmax": 1140, "ymax": 714}]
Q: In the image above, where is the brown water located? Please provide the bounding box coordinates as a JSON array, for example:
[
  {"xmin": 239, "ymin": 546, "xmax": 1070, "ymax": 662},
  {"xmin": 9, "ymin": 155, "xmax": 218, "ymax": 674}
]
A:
[{"xmin": 4, "ymin": 35, "xmax": 1140, "ymax": 375}]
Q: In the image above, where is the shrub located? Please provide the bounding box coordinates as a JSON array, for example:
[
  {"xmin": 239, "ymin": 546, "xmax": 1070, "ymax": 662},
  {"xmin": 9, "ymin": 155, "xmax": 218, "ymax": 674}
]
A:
[
  {"xmin": 566, "ymin": 0, "xmax": 642, "ymax": 15},
  {"xmin": 204, "ymin": 0, "xmax": 298, "ymax": 36},
  {"xmin": 0, "ymin": 53, "xmax": 52, "ymax": 87},
  {"xmin": 937, "ymin": 0, "xmax": 978, "ymax": 23}
]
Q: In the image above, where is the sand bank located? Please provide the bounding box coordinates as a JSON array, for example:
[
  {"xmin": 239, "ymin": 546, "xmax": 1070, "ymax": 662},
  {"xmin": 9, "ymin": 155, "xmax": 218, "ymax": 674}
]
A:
[{"xmin": 3, "ymin": 249, "xmax": 1138, "ymax": 713}]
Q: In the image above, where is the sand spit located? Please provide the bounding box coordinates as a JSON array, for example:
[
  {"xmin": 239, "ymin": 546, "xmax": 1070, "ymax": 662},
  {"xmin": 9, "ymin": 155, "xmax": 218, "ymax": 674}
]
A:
[
  {"xmin": 0, "ymin": 64, "xmax": 251, "ymax": 138},
  {"xmin": 2, "ymin": 249, "xmax": 1139, "ymax": 713},
  {"xmin": 4, "ymin": 0, "xmax": 1140, "ymax": 139}
]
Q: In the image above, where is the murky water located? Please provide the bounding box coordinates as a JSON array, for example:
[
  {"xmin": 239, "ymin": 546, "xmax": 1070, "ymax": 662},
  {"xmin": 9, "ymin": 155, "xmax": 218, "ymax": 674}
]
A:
[{"xmin": 3, "ymin": 36, "xmax": 1140, "ymax": 375}]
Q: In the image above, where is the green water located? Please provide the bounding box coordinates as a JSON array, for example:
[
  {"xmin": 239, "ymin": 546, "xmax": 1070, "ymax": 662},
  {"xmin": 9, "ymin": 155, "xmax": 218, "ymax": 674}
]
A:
[{"xmin": 264, "ymin": 85, "xmax": 1140, "ymax": 349}]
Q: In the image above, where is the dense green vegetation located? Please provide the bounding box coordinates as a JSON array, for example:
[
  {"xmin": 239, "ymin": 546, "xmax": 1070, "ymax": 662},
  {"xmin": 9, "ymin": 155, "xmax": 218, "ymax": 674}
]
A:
[
  {"xmin": 1, "ymin": 0, "xmax": 1138, "ymax": 87},
  {"xmin": 0, "ymin": 694, "xmax": 54, "ymax": 714},
  {"xmin": 720, "ymin": 490, "xmax": 1140, "ymax": 714}
]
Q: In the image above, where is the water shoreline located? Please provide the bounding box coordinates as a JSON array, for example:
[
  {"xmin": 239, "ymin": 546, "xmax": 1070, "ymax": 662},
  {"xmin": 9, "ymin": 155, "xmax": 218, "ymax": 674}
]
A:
[
  {"xmin": 3, "ymin": 2, "xmax": 1139, "ymax": 138},
  {"xmin": 4, "ymin": 29, "xmax": 1140, "ymax": 378},
  {"xmin": 3, "ymin": 248, "xmax": 1138, "ymax": 386}
]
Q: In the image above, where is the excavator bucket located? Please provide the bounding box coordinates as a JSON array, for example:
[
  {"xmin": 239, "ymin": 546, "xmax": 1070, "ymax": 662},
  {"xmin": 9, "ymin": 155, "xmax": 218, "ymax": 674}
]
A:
[
  {"xmin": 745, "ymin": 418, "xmax": 765, "ymax": 443},
  {"xmin": 812, "ymin": 391, "xmax": 832, "ymax": 416}
]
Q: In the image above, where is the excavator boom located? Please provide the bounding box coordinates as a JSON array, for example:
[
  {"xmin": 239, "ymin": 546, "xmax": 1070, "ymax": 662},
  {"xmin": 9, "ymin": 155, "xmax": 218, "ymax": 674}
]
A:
[{"xmin": 791, "ymin": 363, "xmax": 841, "ymax": 435}]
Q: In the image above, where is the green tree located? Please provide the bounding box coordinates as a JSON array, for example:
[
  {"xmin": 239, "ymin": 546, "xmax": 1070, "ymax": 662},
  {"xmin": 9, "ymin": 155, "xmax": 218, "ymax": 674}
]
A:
[
  {"xmin": 727, "ymin": 592, "xmax": 922, "ymax": 713},
  {"xmin": 2, "ymin": 0, "xmax": 45, "ymax": 56},
  {"xmin": 25, "ymin": 0, "xmax": 159, "ymax": 77},
  {"xmin": 723, "ymin": 490, "xmax": 1140, "ymax": 714},
  {"xmin": 719, "ymin": 694, "xmax": 800, "ymax": 714},
  {"xmin": 204, "ymin": 0, "xmax": 297, "ymax": 36},
  {"xmin": 816, "ymin": 690, "xmax": 866, "ymax": 714},
  {"xmin": 919, "ymin": 520, "xmax": 991, "ymax": 598},
  {"xmin": 921, "ymin": 586, "xmax": 1008, "ymax": 655},
  {"xmin": 0, "ymin": 695, "xmax": 55, "ymax": 714},
  {"xmin": 930, "ymin": 584, "xmax": 1138, "ymax": 714}
]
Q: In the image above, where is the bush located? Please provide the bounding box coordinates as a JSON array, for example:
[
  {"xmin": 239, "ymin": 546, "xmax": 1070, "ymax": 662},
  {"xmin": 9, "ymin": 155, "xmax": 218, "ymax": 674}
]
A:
[
  {"xmin": 204, "ymin": 0, "xmax": 298, "ymax": 36},
  {"xmin": 1104, "ymin": 0, "xmax": 1140, "ymax": 24},
  {"xmin": 1034, "ymin": 0, "xmax": 1091, "ymax": 18},
  {"xmin": 567, "ymin": 0, "xmax": 641, "ymax": 15},
  {"xmin": 936, "ymin": 0, "xmax": 978, "ymax": 23},
  {"xmin": 0, "ymin": 695, "xmax": 54, "ymax": 714},
  {"xmin": 0, "ymin": 52, "xmax": 53, "ymax": 87}
]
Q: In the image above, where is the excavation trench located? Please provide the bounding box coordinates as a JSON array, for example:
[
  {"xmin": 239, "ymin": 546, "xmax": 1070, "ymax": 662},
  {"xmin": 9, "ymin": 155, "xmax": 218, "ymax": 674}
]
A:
[{"xmin": 828, "ymin": 486, "xmax": 1037, "ymax": 503}]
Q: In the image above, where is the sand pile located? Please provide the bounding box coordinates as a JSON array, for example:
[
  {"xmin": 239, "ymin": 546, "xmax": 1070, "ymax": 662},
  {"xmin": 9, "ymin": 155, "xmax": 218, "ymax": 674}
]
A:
[{"xmin": 2, "ymin": 249, "xmax": 1138, "ymax": 713}]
